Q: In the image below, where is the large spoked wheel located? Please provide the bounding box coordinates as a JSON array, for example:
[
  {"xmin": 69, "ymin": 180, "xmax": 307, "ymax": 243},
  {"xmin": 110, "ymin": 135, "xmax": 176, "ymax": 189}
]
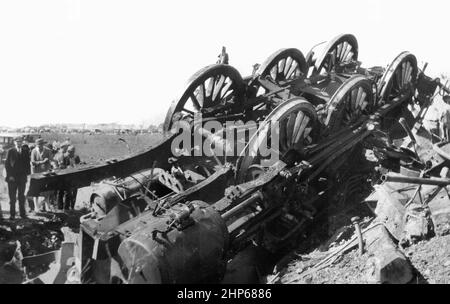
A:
[
  {"xmin": 247, "ymin": 48, "xmax": 308, "ymax": 119},
  {"xmin": 314, "ymin": 34, "xmax": 358, "ymax": 74},
  {"xmin": 163, "ymin": 64, "xmax": 246, "ymax": 133},
  {"xmin": 324, "ymin": 75, "xmax": 375, "ymax": 133},
  {"xmin": 256, "ymin": 48, "xmax": 308, "ymax": 84},
  {"xmin": 377, "ymin": 52, "xmax": 417, "ymax": 106},
  {"xmin": 236, "ymin": 98, "xmax": 319, "ymax": 183}
]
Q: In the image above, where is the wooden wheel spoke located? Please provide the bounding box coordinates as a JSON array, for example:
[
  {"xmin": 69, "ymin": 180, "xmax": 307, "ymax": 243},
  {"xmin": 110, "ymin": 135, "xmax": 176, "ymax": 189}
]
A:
[
  {"xmin": 292, "ymin": 111, "xmax": 304, "ymax": 145},
  {"xmin": 335, "ymin": 43, "xmax": 341, "ymax": 60},
  {"xmin": 257, "ymin": 48, "xmax": 306, "ymax": 85},
  {"xmin": 220, "ymin": 78, "xmax": 233, "ymax": 99},
  {"xmin": 405, "ymin": 62, "xmax": 412, "ymax": 84},
  {"xmin": 222, "ymin": 88, "xmax": 234, "ymax": 100},
  {"xmin": 285, "ymin": 112, "xmax": 297, "ymax": 149},
  {"xmin": 164, "ymin": 64, "xmax": 245, "ymax": 133},
  {"xmin": 359, "ymin": 91, "xmax": 367, "ymax": 110},
  {"xmin": 304, "ymin": 127, "xmax": 312, "ymax": 144},
  {"xmin": 329, "ymin": 50, "xmax": 336, "ymax": 65},
  {"xmin": 378, "ymin": 52, "xmax": 418, "ymax": 105},
  {"xmin": 402, "ymin": 62, "xmax": 408, "ymax": 86},
  {"xmin": 189, "ymin": 94, "xmax": 201, "ymax": 110},
  {"xmin": 356, "ymin": 87, "xmax": 364, "ymax": 110},
  {"xmin": 341, "ymin": 42, "xmax": 349, "ymax": 61},
  {"xmin": 196, "ymin": 84, "xmax": 205, "ymax": 108},
  {"xmin": 270, "ymin": 65, "xmax": 278, "ymax": 80},
  {"xmin": 294, "ymin": 114, "xmax": 310, "ymax": 145},
  {"xmin": 212, "ymin": 75, "xmax": 226, "ymax": 101},
  {"xmin": 344, "ymin": 44, "xmax": 353, "ymax": 62},
  {"xmin": 328, "ymin": 76, "xmax": 373, "ymax": 131},
  {"xmin": 345, "ymin": 51, "xmax": 354, "ymax": 62},
  {"xmin": 315, "ymin": 34, "xmax": 358, "ymax": 74},
  {"xmin": 401, "ymin": 62, "xmax": 406, "ymax": 87},
  {"xmin": 278, "ymin": 58, "xmax": 286, "ymax": 77},
  {"xmin": 342, "ymin": 42, "xmax": 350, "ymax": 60},
  {"xmin": 284, "ymin": 57, "xmax": 293, "ymax": 76},
  {"xmin": 206, "ymin": 77, "xmax": 215, "ymax": 99},
  {"xmin": 336, "ymin": 43, "xmax": 343, "ymax": 60},
  {"xmin": 286, "ymin": 61, "xmax": 299, "ymax": 79},
  {"xmin": 236, "ymin": 98, "xmax": 317, "ymax": 183},
  {"xmin": 405, "ymin": 62, "xmax": 410, "ymax": 86}
]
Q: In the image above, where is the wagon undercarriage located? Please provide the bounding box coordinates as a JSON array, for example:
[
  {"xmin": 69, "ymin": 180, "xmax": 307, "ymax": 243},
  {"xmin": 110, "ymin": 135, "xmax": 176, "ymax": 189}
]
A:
[{"xmin": 26, "ymin": 33, "xmax": 448, "ymax": 284}]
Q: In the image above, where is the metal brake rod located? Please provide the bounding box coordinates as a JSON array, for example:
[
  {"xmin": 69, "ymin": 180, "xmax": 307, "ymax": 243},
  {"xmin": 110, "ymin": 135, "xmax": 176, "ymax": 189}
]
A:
[
  {"xmin": 212, "ymin": 91, "xmax": 410, "ymax": 220},
  {"xmin": 306, "ymin": 93, "xmax": 409, "ymax": 158},
  {"xmin": 307, "ymin": 127, "xmax": 365, "ymax": 166},
  {"xmin": 306, "ymin": 128, "xmax": 374, "ymax": 182},
  {"xmin": 221, "ymin": 191, "xmax": 264, "ymax": 221}
]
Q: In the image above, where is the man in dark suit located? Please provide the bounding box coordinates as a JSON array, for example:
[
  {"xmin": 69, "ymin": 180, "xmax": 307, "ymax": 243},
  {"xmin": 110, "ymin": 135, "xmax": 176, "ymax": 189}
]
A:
[{"xmin": 4, "ymin": 136, "xmax": 31, "ymax": 219}]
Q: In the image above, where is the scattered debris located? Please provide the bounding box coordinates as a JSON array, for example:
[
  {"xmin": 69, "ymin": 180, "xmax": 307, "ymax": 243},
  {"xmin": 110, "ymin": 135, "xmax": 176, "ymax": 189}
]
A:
[
  {"xmin": 400, "ymin": 202, "xmax": 434, "ymax": 247},
  {"xmin": 431, "ymin": 208, "xmax": 450, "ymax": 236},
  {"xmin": 3, "ymin": 34, "xmax": 450, "ymax": 285}
]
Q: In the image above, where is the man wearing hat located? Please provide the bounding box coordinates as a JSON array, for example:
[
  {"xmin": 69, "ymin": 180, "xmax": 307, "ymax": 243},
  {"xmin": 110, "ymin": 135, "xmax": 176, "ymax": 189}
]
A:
[
  {"xmin": 53, "ymin": 141, "xmax": 70, "ymax": 169},
  {"xmin": 31, "ymin": 138, "xmax": 53, "ymax": 173},
  {"xmin": 3, "ymin": 136, "xmax": 31, "ymax": 219},
  {"xmin": 53, "ymin": 141, "xmax": 70, "ymax": 210},
  {"xmin": 30, "ymin": 138, "xmax": 53, "ymax": 212},
  {"xmin": 63, "ymin": 145, "xmax": 81, "ymax": 210}
]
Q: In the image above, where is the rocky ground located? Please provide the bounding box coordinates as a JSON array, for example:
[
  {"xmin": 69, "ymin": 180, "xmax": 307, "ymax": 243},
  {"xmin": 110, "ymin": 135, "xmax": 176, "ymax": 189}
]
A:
[
  {"xmin": 272, "ymin": 117, "xmax": 450, "ymax": 284},
  {"xmin": 275, "ymin": 234, "xmax": 450, "ymax": 284}
]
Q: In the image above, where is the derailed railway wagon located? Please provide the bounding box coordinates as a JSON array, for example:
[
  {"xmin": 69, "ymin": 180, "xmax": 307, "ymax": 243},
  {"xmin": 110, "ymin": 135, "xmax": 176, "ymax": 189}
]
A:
[{"xmin": 28, "ymin": 34, "xmax": 446, "ymax": 283}]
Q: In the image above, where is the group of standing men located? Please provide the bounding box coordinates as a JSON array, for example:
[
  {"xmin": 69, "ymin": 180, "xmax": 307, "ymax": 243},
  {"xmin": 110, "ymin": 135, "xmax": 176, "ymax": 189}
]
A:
[{"xmin": 1, "ymin": 136, "xmax": 80, "ymax": 220}]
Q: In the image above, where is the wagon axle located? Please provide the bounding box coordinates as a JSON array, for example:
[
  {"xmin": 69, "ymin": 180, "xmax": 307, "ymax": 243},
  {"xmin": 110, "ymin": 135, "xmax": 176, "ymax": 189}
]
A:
[{"xmin": 26, "ymin": 33, "xmax": 446, "ymax": 284}]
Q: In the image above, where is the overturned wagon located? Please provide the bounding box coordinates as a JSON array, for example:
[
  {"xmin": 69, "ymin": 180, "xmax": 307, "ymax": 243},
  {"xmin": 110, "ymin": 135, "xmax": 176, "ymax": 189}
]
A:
[{"xmin": 28, "ymin": 33, "xmax": 444, "ymax": 283}]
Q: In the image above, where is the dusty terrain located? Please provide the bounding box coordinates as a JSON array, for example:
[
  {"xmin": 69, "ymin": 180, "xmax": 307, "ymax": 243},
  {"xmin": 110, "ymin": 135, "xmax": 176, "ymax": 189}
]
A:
[
  {"xmin": 272, "ymin": 123, "xmax": 450, "ymax": 284},
  {"xmin": 277, "ymin": 233, "xmax": 450, "ymax": 284}
]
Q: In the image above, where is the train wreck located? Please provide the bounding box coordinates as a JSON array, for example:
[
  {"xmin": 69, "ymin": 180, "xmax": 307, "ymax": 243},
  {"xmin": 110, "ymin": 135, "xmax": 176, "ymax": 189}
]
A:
[{"xmin": 3, "ymin": 33, "xmax": 450, "ymax": 284}]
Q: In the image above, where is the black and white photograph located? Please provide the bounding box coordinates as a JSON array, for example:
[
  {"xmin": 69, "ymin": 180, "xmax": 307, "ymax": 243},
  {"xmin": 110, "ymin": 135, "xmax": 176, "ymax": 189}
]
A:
[{"xmin": 1, "ymin": 0, "xmax": 450, "ymax": 289}]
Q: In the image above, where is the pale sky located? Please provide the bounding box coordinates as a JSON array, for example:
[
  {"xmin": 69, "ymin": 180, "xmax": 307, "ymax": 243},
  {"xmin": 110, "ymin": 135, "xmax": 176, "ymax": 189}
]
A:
[{"xmin": 0, "ymin": 0, "xmax": 449, "ymax": 128}]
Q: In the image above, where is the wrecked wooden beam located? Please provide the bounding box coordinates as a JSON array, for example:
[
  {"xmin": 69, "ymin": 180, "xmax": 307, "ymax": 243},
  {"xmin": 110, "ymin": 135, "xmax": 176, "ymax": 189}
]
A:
[
  {"xmin": 27, "ymin": 133, "xmax": 176, "ymax": 196},
  {"xmin": 373, "ymin": 185, "xmax": 406, "ymax": 240},
  {"xmin": 364, "ymin": 225, "xmax": 413, "ymax": 284}
]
